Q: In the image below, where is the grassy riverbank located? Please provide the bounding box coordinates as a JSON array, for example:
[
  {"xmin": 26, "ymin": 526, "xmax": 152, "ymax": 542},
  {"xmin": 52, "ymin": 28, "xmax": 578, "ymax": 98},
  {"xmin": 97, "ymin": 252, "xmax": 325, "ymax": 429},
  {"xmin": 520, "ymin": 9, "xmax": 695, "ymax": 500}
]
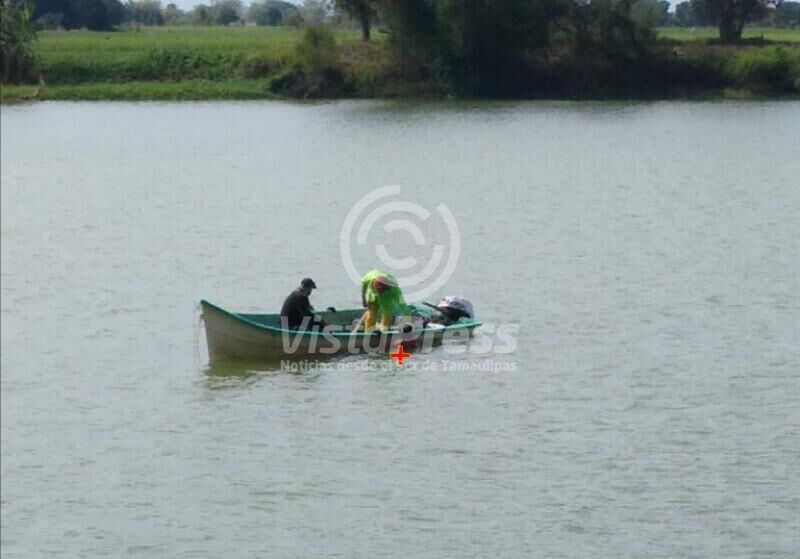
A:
[
  {"xmin": 0, "ymin": 80, "xmax": 278, "ymax": 102},
  {"xmin": 2, "ymin": 26, "xmax": 800, "ymax": 102}
]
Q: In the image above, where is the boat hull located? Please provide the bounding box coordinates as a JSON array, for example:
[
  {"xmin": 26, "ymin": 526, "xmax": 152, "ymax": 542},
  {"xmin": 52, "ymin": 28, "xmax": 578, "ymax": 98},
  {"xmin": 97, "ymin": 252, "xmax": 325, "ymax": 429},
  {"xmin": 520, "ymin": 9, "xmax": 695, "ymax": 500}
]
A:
[{"xmin": 200, "ymin": 300, "xmax": 481, "ymax": 363}]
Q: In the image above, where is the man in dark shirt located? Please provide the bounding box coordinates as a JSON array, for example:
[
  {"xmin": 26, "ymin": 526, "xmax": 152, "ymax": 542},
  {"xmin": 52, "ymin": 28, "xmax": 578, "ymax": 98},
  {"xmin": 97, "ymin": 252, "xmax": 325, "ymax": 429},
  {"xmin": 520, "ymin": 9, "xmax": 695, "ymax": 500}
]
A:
[{"xmin": 280, "ymin": 277, "xmax": 325, "ymax": 330}]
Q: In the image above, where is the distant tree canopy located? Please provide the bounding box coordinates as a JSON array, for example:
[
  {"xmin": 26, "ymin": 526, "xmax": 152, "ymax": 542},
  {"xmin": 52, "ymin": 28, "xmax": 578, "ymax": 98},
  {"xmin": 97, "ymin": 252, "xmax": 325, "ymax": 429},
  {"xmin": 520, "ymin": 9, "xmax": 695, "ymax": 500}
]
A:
[
  {"xmin": 657, "ymin": 0, "xmax": 672, "ymax": 25},
  {"xmin": 191, "ymin": 4, "xmax": 213, "ymax": 24},
  {"xmin": 774, "ymin": 0, "xmax": 800, "ymax": 25},
  {"xmin": 630, "ymin": 0, "xmax": 669, "ymax": 29},
  {"xmin": 673, "ymin": 1, "xmax": 699, "ymax": 26},
  {"xmin": 247, "ymin": 0, "xmax": 299, "ymax": 26},
  {"xmin": 642, "ymin": 0, "xmax": 794, "ymax": 39},
  {"xmin": 299, "ymin": 0, "xmax": 329, "ymax": 26},
  {"xmin": 33, "ymin": 0, "xmax": 192, "ymax": 27},
  {"xmin": 33, "ymin": 0, "xmax": 125, "ymax": 30},
  {"xmin": 190, "ymin": 0, "xmax": 241, "ymax": 25},
  {"xmin": 126, "ymin": 0, "xmax": 164, "ymax": 26},
  {"xmin": 211, "ymin": 0, "xmax": 242, "ymax": 25},
  {"xmin": 162, "ymin": 2, "xmax": 184, "ymax": 24},
  {"xmin": 25, "ymin": 0, "xmax": 796, "ymax": 45},
  {"xmin": 690, "ymin": 0, "xmax": 776, "ymax": 42}
]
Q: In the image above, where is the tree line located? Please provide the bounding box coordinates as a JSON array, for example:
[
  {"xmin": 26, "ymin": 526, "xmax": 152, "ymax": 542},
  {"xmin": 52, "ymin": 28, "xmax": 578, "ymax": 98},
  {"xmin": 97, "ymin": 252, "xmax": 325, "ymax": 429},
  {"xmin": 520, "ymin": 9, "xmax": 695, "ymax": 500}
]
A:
[
  {"xmin": 24, "ymin": 0, "xmax": 800, "ymax": 40},
  {"xmin": 669, "ymin": 1, "xmax": 800, "ymax": 36},
  {"xmin": 4, "ymin": 0, "xmax": 799, "ymax": 94},
  {"xmin": 30, "ymin": 0, "xmax": 298, "ymax": 29},
  {"xmin": 29, "ymin": 1, "xmax": 347, "ymax": 30},
  {"xmin": 345, "ymin": 0, "xmax": 797, "ymax": 43}
]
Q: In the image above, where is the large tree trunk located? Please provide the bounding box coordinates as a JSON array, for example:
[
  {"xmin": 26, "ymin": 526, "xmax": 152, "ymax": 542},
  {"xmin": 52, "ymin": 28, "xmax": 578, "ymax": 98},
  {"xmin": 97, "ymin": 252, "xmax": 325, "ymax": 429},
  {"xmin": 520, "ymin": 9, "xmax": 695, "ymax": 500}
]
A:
[
  {"xmin": 718, "ymin": 14, "xmax": 743, "ymax": 43},
  {"xmin": 360, "ymin": 17, "xmax": 371, "ymax": 41}
]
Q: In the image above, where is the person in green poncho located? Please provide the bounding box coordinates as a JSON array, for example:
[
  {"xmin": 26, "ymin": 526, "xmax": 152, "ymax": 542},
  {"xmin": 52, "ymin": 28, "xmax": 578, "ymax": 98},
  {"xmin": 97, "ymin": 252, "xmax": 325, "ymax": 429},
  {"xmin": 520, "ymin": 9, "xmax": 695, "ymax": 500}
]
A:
[{"xmin": 360, "ymin": 269, "xmax": 407, "ymax": 332}]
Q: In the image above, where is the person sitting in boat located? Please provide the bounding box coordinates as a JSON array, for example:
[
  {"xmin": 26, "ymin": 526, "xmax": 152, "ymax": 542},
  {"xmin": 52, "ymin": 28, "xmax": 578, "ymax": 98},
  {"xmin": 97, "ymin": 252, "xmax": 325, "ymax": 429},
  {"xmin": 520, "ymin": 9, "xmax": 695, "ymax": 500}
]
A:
[
  {"xmin": 280, "ymin": 277, "xmax": 326, "ymax": 331},
  {"xmin": 360, "ymin": 269, "xmax": 408, "ymax": 332}
]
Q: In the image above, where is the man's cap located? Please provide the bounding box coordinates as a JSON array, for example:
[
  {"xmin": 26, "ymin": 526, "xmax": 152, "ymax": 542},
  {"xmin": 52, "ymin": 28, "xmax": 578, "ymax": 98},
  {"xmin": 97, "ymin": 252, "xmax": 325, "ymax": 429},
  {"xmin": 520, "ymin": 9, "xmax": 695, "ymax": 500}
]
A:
[{"xmin": 301, "ymin": 277, "xmax": 317, "ymax": 289}]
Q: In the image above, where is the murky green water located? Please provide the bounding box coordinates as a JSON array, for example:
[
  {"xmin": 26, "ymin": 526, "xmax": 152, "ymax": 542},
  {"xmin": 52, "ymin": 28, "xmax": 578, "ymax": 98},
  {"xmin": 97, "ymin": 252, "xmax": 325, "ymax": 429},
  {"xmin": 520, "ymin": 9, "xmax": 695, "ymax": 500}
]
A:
[{"xmin": 2, "ymin": 100, "xmax": 799, "ymax": 557}]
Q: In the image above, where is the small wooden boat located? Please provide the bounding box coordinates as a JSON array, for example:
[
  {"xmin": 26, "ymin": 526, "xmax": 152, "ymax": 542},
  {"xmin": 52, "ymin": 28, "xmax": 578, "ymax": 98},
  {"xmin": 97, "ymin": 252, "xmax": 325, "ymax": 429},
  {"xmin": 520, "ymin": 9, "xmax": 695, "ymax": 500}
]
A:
[{"xmin": 200, "ymin": 300, "xmax": 482, "ymax": 363}]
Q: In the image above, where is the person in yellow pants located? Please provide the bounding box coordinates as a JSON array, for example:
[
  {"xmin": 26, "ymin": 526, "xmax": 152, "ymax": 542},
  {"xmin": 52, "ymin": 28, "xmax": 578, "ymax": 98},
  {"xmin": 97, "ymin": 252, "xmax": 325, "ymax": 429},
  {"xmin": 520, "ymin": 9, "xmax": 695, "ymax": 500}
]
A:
[{"xmin": 361, "ymin": 269, "xmax": 407, "ymax": 332}]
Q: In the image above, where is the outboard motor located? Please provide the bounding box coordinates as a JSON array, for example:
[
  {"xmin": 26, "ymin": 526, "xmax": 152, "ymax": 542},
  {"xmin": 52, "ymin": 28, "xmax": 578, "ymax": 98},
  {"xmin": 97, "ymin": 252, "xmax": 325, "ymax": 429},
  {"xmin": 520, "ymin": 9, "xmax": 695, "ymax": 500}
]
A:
[{"xmin": 435, "ymin": 296, "xmax": 475, "ymax": 324}]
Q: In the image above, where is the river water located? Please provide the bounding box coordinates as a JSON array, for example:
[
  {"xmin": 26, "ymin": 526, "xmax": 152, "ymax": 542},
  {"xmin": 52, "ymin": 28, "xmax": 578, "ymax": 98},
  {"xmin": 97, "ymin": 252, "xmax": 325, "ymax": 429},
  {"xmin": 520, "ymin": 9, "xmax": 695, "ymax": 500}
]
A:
[{"xmin": 2, "ymin": 101, "xmax": 799, "ymax": 558}]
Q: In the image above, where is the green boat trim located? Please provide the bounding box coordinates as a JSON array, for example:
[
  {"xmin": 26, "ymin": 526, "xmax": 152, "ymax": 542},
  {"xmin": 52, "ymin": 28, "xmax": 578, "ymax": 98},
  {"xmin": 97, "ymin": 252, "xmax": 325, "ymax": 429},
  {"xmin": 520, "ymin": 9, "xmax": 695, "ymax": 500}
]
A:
[{"xmin": 199, "ymin": 299, "xmax": 483, "ymax": 338}]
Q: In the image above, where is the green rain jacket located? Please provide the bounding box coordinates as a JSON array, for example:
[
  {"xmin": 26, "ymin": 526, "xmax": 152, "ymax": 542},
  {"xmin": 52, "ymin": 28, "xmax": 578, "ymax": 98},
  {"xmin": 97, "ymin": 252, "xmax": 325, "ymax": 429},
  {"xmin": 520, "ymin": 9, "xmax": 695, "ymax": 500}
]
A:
[{"xmin": 361, "ymin": 269, "xmax": 407, "ymax": 316}]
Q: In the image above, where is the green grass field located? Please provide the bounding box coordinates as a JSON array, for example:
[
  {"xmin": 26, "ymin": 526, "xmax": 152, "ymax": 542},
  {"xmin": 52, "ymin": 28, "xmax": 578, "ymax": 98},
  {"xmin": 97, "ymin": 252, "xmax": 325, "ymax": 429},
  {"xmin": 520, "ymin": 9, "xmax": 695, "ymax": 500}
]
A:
[
  {"xmin": 33, "ymin": 26, "xmax": 363, "ymax": 83},
  {"xmin": 657, "ymin": 26, "xmax": 800, "ymax": 42},
  {"xmin": 37, "ymin": 26, "xmax": 361, "ymax": 57}
]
